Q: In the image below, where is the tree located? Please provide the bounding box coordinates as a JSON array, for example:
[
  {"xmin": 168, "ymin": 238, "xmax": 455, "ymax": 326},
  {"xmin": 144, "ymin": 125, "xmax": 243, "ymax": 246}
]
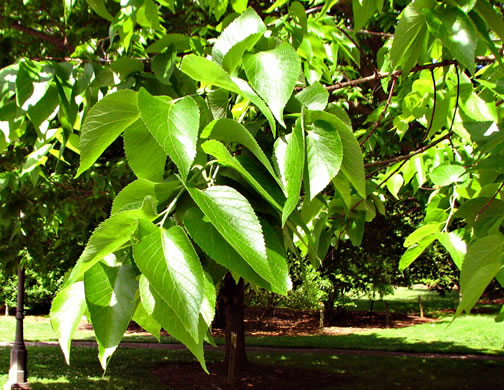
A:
[{"xmin": 1, "ymin": 0, "xmax": 504, "ymax": 378}]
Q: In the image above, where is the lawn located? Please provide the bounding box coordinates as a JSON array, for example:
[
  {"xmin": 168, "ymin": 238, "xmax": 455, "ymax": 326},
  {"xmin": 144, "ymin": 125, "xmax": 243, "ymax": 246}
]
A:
[
  {"xmin": 1, "ymin": 346, "xmax": 504, "ymax": 389},
  {"xmin": 1, "ymin": 287, "xmax": 503, "ymax": 388}
]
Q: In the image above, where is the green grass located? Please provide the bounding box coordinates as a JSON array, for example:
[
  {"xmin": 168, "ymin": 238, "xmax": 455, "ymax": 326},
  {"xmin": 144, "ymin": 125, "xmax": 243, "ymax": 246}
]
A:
[
  {"xmin": 241, "ymin": 314, "xmax": 504, "ymax": 355},
  {"xmin": 1, "ymin": 346, "xmax": 504, "ymax": 389}
]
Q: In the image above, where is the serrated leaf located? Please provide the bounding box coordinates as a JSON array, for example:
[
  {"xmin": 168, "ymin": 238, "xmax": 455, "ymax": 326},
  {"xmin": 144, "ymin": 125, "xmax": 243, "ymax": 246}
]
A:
[
  {"xmin": 132, "ymin": 221, "xmax": 204, "ymax": 342},
  {"xmin": 212, "ymin": 7, "xmax": 266, "ymax": 73},
  {"xmin": 139, "ymin": 275, "xmax": 208, "ymax": 372},
  {"xmin": 274, "ymin": 118, "xmax": 305, "ymax": 225},
  {"xmin": 138, "ymin": 89, "xmax": 199, "ymax": 179},
  {"xmin": 305, "ymin": 119, "xmax": 343, "ymax": 200},
  {"xmin": 295, "ymin": 82, "xmax": 329, "ymax": 111},
  {"xmin": 181, "ymin": 55, "xmax": 276, "ymax": 135},
  {"xmin": 399, "ymin": 235, "xmax": 437, "ymax": 271},
  {"xmin": 430, "ymin": 164, "xmax": 467, "ymax": 186},
  {"xmin": 186, "ymin": 185, "xmax": 275, "ymax": 284},
  {"xmin": 261, "ymin": 219, "xmax": 292, "ymax": 293},
  {"xmin": 65, "ymin": 215, "xmax": 138, "ymax": 287},
  {"xmin": 310, "ymin": 111, "xmax": 365, "ymax": 198},
  {"xmin": 243, "ymin": 43, "xmax": 301, "ymax": 128},
  {"xmin": 183, "ymin": 207, "xmax": 276, "ymax": 292},
  {"xmin": 50, "ymin": 281, "xmax": 87, "ymax": 365},
  {"xmin": 132, "ymin": 299, "xmax": 161, "ymax": 342},
  {"xmin": 456, "ymin": 235, "xmax": 504, "ymax": 315},
  {"xmin": 77, "ymin": 90, "xmax": 139, "ymax": 177},
  {"xmin": 201, "ymin": 118, "xmax": 278, "ymax": 181},
  {"xmin": 124, "ymin": 119, "xmax": 167, "ymax": 182},
  {"xmin": 201, "ymin": 272, "xmax": 216, "ymax": 328},
  {"xmin": 390, "ymin": 0, "xmax": 434, "ymax": 73},
  {"xmin": 111, "ymin": 178, "xmax": 181, "ymax": 216},
  {"xmin": 424, "ymin": 7, "xmax": 476, "ymax": 73},
  {"xmin": 85, "ymin": 263, "xmax": 138, "ymax": 369},
  {"xmin": 201, "ymin": 139, "xmax": 284, "ymax": 210}
]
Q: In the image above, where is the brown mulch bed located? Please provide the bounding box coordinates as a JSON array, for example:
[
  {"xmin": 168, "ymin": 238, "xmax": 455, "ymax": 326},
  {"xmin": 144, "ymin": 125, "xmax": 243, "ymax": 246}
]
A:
[{"xmin": 153, "ymin": 361, "xmax": 349, "ymax": 390}]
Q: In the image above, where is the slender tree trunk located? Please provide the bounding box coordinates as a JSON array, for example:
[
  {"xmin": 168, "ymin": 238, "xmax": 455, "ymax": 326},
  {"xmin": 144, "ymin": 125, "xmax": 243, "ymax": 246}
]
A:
[
  {"xmin": 221, "ymin": 273, "xmax": 247, "ymax": 368},
  {"xmin": 4, "ymin": 304, "xmax": 8, "ymax": 317}
]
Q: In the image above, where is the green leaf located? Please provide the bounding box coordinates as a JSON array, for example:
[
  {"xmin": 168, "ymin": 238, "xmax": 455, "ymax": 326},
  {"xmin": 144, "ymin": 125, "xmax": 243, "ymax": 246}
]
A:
[
  {"xmin": 456, "ymin": 235, "xmax": 504, "ymax": 315},
  {"xmin": 200, "ymin": 272, "xmax": 217, "ymax": 328},
  {"xmin": 186, "ymin": 185, "xmax": 275, "ymax": 284},
  {"xmin": 212, "ymin": 7, "xmax": 266, "ymax": 73},
  {"xmin": 123, "ymin": 119, "xmax": 166, "ymax": 182},
  {"xmin": 110, "ymin": 58, "xmax": 144, "ymax": 79},
  {"xmin": 231, "ymin": 0, "xmax": 248, "ymax": 13},
  {"xmin": 77, "ymin": 90, "xmax": 139, "ymax": 177},
  {"xmin": 27, "ymin": 86, "xmax": 59, "ymax": 135},
  {"xmin": 265, "ymin": 0, "xmax": 289, "ymax": 13},
  {"xmin": 424, "ymin": 7, "xmax": 476, "ymax": 73},
  {"xmin": 436, "ymin": 231, "xmax": 467, "ymax": 269},
  {"xmin": 386, "ymin": 173, "xmax": 404, "ymax": 199},
  {"xmin": 132, "ymin": 221, "xmax": 204, "ymax": 342},
  {"xmin": 86, "ymin": 0, "xmax": 114, "ymax": 21},
  {"xmin": 305, "ymin": 119, "xmax": 343, "ymax": 200},
  {"xmin": 137, "ymin": 89, "xmax": 199, "ymax": 179},
  {"xmin": 404, "ymin": 223, "xmax": 443, "ymax": 247},
  {"xmin": 16, "ymin": 60, "xmax": 54, "ymax": 112},
  {"xmin": 65, "ymin": 215, "xmax": 138, "ymax": 287},
  {"xmin": 151, "ymin": 48, "xmax": 177, "ymax": 85},
  {"xmin": 353, "ymin": 0, "xmax": 380, "ymax": 31},
  {"xmin": 111, "ymin": 178, "xmax": 181, "ymax": 216},
  {"xmin": 201, "ymin": 139, "xmax": 284, "ymax": 210},
  {"xmin": 180, "ymin": 55, "xmax": 276, "ymax": 135},
  {"xmin": 399, "ymin": 235, "xmax": 437, "ymax": 271},
  {"xmin": 136, "ymin": 0, "xmax": 162, "ymax": 31},
  {"xmin": 261, "ymin": 218, "xmax": 292, "ymax": 293},
  {"xmin": 132, "ymin": 299, "xmax": 161, "ymax": 342},
  {"xmin": 474, "ymin": 0, "xmax": 504, "ymax": 43},
  {"xmin": 390, "ymin": 0, "xmax": 434, "ymax": 73},
  {"xmin": 274, "ymin": 118, "xmax": 305, "ymax": 225},
  {"xmin": 146, "ymin": 34, "xmax": 190, "ymax": 53},
  {"xmin": 430, "ymin": 164, "xmax": 467, "ymax": 186},
  {"xmin": 201, "ymin": 118, "xmax": 278, "ymax": 180},
  {"xmin": 310, "ymin": 111, "xmax": 365, "ymax": 198},
  {"xmin": 50, "ymin": 281, "xmax": 87, "ymax": 365},
  {"xmin": 295, "ymin": 82, "xmax": 329, "ymax": 111},
  {"xmin": 85, "ymin": 263, "xmax": 138, "ymax": 369},
  {"xmin": 139, "ymin": 275, "xmax": 208, "ymax": 372},
  {"xmin": 183, "ymin": 207, "xmax": 275, "ymax": 291},
  {"xmin": 243, "ymin": 43, "xmax": 301, "ymax": 128}
]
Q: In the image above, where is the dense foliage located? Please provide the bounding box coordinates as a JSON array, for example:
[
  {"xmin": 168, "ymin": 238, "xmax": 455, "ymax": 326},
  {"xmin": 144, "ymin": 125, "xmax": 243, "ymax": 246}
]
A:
[{"xmin": 2, "ymin": 0, "xmax": 504, "ymax": 372}]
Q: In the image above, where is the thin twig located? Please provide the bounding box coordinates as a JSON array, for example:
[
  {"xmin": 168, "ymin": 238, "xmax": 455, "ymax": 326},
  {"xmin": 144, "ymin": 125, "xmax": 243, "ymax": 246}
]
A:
[
  {"xmin": 447, "ymin": 64, "xmax": 460, "ymax": 156},
  {"xmin": 360, "ymin": 75, "xmax": 397, "ymax": 146},
  {"xmin": 475, "ymin": 181, "xmax": 504, "ymax": 222},
  {"xmin": 376, "ymin": 160, "xmax": 408, "ymax": 190},
  {"xmin": 364, "ymin": 133, "xmax": 451, "ymax": 169},
  {"xmin": 423, "ymin": 69, "xmax": 437, "ymax": 141},
  {"xmin": 336, "ymin": 26, "xmax": 379, "ymax": 75}
]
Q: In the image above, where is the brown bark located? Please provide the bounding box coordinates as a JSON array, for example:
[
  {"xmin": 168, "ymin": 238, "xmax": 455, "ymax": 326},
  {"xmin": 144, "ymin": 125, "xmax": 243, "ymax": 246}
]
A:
[{"xmin": 221, "ymin": 273, "xmax": 248, "ymax": 368}]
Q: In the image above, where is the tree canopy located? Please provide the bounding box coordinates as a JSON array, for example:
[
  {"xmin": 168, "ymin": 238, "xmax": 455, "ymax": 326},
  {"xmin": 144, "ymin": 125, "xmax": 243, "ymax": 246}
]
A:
[{"xmin": 2, "ymin": 0, "xmax": 504, "ymax": 371}]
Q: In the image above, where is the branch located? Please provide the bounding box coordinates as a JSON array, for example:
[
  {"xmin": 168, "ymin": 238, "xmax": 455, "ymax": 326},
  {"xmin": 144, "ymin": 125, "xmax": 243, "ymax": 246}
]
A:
[
  {"xmin": 360, "ymin": 75, "xmax": 397, "ymax": 146},
  {"xmin": 364, "ymin": 133, "xmax": 451, "ymax": 169},
  {"xmin": 0, "ymin": 16, "xmax": 73, "ymax": 52},
  {"xmin": 475, "ymin": 181, "xmax": 504, "ymax": 222}
]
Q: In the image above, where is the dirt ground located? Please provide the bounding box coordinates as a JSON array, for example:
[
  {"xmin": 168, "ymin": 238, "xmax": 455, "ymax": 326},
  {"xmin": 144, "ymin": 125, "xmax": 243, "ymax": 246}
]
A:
[{"xmin": 152, "ymin": 307, "xmax": 437, "ymax": 389}]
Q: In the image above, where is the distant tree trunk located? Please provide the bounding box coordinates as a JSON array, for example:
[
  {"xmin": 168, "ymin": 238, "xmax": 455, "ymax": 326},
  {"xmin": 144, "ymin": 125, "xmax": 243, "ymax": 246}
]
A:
[
  {"xmin": 4, "ymin": 304, "xmax": 8, "ymax": 317},
  {"xmin": 221, "ymin": 273, "xmax": 247, "ymax": 368}
]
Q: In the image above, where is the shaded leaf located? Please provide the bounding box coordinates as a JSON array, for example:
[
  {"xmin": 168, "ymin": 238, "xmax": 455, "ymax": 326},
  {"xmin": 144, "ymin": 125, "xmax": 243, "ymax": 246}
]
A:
[{"xmin": 133, "ymin": 221, "xmax": 204, "ymax": 342}]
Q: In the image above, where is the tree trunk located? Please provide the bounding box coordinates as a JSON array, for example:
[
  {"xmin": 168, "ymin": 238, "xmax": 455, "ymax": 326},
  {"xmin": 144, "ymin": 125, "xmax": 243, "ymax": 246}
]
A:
[
  {"xmin": 221, "ymin": 273, "xmax": 247, "ymax": 368},
  {"xmin": 4, "ymin": 304, "xmax": 8, "ymax": 317}
]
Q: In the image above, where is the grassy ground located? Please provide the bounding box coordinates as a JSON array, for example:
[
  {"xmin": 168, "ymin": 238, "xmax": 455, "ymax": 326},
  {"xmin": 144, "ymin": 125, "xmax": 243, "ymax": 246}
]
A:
[{"xmin": 1, "ymin": 346, "xmax": 504, "ymax": 389}]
